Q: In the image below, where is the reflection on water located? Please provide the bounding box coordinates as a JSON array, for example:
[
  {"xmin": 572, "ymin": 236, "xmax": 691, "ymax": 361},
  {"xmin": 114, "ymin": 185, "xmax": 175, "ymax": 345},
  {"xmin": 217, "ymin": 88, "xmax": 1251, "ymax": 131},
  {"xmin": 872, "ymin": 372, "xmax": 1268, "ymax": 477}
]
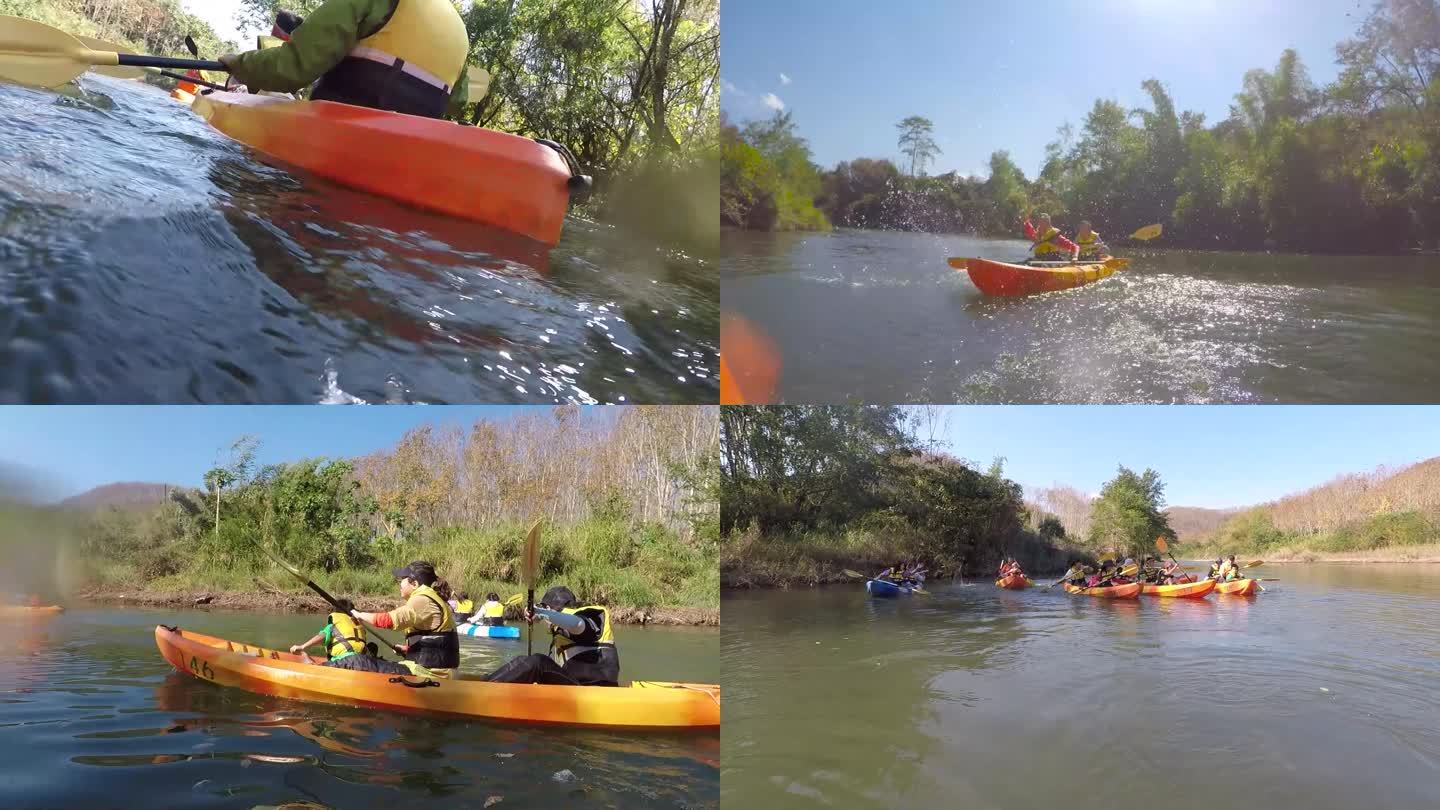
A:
[
  {"xmin": 0, "ymin": 76, "xmax": 717, "ymax": 403},
  {"xmin": 722, "ymin": 565, "xmax": 1440, "ymax": 809},
  {"xmin": 722, "ymin": 229, "xmax": 1440, "ymax": 403},
  {"xmin": 0, "ymin": 607, "xmax": 717, "ymax": 808}
]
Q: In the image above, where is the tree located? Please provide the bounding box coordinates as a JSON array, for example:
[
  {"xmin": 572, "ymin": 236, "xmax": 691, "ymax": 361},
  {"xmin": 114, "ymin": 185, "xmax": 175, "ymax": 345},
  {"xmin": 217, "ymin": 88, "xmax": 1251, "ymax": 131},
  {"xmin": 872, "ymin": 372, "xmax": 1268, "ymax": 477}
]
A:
[
  {"xmin": 1087, "ymin": 466, "xmax": 1175, "ymax": 561},
  {"xmin": 896, "ymin": 116, "xmax": 941, "ymax": 177}
]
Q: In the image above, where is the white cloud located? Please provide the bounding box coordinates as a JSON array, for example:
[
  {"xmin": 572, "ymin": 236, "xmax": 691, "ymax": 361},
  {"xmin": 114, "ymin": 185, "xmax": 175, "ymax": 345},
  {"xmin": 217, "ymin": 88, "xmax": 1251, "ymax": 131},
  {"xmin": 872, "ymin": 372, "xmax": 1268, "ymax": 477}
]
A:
[
  {"xmin": 721, "ymin": 79, "xmax": 745, "ymax": 97},
  {"xmin": 761, "ymin": 93, "xmax": 785, "ymax": 111},
  {"xmin": 779, "ymin": 73, "xmax": 791, "ymax": 85}
]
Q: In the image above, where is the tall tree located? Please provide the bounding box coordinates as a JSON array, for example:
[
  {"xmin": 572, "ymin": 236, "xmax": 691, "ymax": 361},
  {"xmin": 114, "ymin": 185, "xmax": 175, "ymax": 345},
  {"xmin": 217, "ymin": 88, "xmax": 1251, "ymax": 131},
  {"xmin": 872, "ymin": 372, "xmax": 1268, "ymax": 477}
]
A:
[{"xmin": 896, "ymin": 116, "xmax": 941, "ymax": 177}]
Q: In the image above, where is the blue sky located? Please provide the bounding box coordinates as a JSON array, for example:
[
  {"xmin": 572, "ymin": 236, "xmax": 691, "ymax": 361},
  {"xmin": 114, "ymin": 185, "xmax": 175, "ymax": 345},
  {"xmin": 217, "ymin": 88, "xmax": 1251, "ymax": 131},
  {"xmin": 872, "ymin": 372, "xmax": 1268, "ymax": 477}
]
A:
[
  {"xmin": 0, "ymin": 406, "xmax": 545, "ymax": 499},
  {"xmin": 923, "ymin": 406, "xmax": 1440, "ymax": 509},
  {"xmin": 722, "ymin": 0, "xmax": 1366, "ymax": 177}
]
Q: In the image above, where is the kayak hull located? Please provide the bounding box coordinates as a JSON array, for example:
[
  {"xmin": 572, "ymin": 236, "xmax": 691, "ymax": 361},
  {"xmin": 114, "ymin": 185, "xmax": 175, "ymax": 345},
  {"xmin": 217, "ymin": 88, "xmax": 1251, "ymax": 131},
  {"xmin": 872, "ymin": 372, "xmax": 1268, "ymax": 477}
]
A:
[
  {"xmin": 457, "ymin": 623, "xmax": 520, "ymax": 639},
  {"xmin": 154, "ymin": 626, "xmax": 718, "ymax": 730},
  {"xmin": 0, "ymin": 605, "xmax": 64, "ymax": 615},
  {"xmin": 1141, "ymin": 579, "xmax": 1217, "ymax": 598},
  {"xmin": 1215, "ymin": 578, "xmax": 1260, "ymax": 595},
  {"xmin": 996, "ymin": 575, "xmax": 1032, "ymax": 589},
  {"xmin": 1063, "ymin": 582, "xmax": 1142, "ymax": 599},
  {"xmin": 190, "ymin": 91, "xmax": 573, "ymax": 244},
  {"xmin": 964, "ymin": 258, "xmax": 1117, "ymax": 296},
  {"xmin": 866, "ymin": 579, "xmax": 914, "ymax": 597}
]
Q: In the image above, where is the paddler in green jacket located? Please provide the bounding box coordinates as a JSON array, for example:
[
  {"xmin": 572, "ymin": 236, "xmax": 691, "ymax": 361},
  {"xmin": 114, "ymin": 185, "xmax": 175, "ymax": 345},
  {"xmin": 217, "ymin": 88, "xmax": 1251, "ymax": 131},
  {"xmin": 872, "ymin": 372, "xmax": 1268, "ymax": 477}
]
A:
[{"xmin": 218, "ymin": 0, "xmax": 472, "ymax": 120}]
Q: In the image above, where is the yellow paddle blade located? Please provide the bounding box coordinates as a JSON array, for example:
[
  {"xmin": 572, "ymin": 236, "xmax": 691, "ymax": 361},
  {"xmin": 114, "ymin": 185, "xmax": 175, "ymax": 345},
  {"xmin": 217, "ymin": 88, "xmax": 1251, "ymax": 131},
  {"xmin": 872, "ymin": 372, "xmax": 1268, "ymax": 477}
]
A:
[
  {"xmin": 1129, "ymin": 223, "xmax": 1163, "ymax": 241},
  {"xmin": 911, "ymin": 587, "xmax": 929, "ymax": 595},
  {"xmin": 1243, "ymin": 560, "xmax": 1264, "ymax": 569},
  {"xmin": 1119, "ymin": 564, "xmax": 1139, "ymax": 577},
  {"xmin": 77, "ymin": 36, "xmax": 144, "ymax": 78},
  {"xmin": 521, "ymin": 519, "xmax": 542, "ymax": 589},
  {"xmin": 467, "ymin": 66, "xmax": 490, "ymax": 100},
  {"xmin": 503, "ymin": 593, "xmax": 525, "ymax": 607},
  {"xmin": 0, "ymin": 15, "xmax": 117, "ymax": 88},
  {"xmin": 946, "ymin": 257, "xmax": 969, "ymax": 270},
  {"xmin": 842, "ymin": 569, "xmax": 866, "ymax": 579}
]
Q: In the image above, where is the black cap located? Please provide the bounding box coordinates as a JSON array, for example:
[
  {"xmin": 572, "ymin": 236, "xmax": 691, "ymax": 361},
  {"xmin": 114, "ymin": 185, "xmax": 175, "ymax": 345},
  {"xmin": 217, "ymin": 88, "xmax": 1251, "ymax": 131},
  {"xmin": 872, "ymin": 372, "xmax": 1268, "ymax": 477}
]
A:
[
  {"xmin": 539, "ymin": 586, "xmax": 576, "ymax": 610},
  {"xmin": 392, "ymin": 561, "xmax": 437, "ymax": 585}
]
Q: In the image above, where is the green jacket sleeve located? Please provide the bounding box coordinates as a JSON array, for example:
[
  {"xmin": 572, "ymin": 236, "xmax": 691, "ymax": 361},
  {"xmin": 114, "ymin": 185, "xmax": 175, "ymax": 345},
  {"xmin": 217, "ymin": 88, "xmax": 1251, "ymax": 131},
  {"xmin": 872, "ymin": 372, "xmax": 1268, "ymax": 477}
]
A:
[{"xmin": 228, "ymin": 0, "xmax": 390, "ymax": 92}]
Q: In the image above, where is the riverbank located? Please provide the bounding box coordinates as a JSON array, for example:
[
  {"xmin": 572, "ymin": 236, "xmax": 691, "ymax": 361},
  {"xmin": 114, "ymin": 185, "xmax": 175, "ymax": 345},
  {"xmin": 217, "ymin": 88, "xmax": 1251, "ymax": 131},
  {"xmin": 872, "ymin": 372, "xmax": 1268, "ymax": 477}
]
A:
[
  {"xmin": 74, "ymin": 587, "xmax": 718, "ymax": 626},
  {"xmin": 1184, "ymin": 544, "xmax": 1440, "ymax": 564}
]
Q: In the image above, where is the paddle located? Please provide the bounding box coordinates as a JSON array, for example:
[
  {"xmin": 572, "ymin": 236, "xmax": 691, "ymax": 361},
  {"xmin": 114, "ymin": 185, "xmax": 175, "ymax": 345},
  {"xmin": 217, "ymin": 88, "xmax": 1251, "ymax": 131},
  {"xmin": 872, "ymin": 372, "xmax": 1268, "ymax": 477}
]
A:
[
  {"xmin": 522, "ymin": 520, "xmax": 541, "ymax": 657},
  {"xmin": 0, "ymin": 16, "xmax": 226, "ymax": 89},
  {"xmin": 841, "ymin": 569, "xmax": 929, "ymax": 595},
  {"xmin": 1047, "ymin": 563, "xmax": 1083, "ymax": 589},
  {"xmin": 75, "ymin": 35, "xmax": 144, "ymax": 79},
  {"xmin": 240, "ymin": 535, "xmax": 405, "ymax": 657}
]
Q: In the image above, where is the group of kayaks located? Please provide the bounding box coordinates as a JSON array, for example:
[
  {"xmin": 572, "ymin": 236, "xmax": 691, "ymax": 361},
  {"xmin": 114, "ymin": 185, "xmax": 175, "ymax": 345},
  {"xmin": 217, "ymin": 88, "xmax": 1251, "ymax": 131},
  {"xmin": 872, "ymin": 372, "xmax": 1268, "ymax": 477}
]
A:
[{"xmin": 1058, "ymin": 577, "xmax": 1260, "ymax": 598}]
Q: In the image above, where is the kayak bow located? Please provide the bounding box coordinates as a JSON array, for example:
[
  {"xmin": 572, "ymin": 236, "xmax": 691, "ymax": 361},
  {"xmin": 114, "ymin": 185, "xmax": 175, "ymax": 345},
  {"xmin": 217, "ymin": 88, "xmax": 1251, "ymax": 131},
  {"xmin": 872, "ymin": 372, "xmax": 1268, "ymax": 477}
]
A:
[
  {"xmin": 189, "ymin": 90, "xmax": 576, "ymax": 244},
  {"xmin": 963, "ymin": 257, "xmax": 1121, "ymax": 296},
  {"xmin": 154, "ymin": 626, "xmax": 718, "ymax": 730},
  {"xmin": 996, "ymin": 574, "xmax": 1032, "ymax": 589},
  {"xmin": 1214, "ymin": 578, "xmax": 1261, "ymax": 595},
  {"xmin": 866, "ymin": 579, "xmax": 915, "ymax": 597},
  {"xmin": 1063, "ymin": 582, "xmax": 1142, "ymax": 599},
  {"xmin": 457, "ymin": 623, "xmax": 520, "ymax": 639}
]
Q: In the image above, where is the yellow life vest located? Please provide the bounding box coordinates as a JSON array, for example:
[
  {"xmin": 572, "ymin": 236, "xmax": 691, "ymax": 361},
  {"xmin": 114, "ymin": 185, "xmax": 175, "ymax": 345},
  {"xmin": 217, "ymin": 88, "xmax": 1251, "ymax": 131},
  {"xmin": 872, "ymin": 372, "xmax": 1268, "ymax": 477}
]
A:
[
  {"xmin": 1076, "ymin": 230, "xmax": 1104, "ymax": 259},
  {"xmin": 409, "ymin": 584, "xmax": 457, "ymax": 632},
  {"xmin": 550, "ymin": 605, "xmax": 615, "ymax": 663},
  {"xmin": 325, "ymin": 612, "xmax": 367, "ymax": 660},
  {"xmin": 1033, "ymin": 226, "xmax": 1069, "ymax": 258},
  {"xmin": 455, "ymin": 599, "xmax": 475, "ymax": 615},
  {"xmin": 480, "ymin": 600, "xmax": 504, "ymax": 619},
  {"xmin": 353, "ymin": 0, "xmax": 470, "ymax": 90}
]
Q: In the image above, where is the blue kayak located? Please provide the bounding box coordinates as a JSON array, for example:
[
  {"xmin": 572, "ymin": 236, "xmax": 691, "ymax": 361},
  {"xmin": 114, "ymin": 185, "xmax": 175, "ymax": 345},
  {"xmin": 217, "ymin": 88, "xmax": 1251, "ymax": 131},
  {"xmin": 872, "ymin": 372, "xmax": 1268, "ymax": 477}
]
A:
[
  {"xmin": 457, "ymin": 623, "xmax": 520, "ymax": 639},
  {"xmin": 866, "ymin": 579, "xmax": 916, "ymax": 597}
]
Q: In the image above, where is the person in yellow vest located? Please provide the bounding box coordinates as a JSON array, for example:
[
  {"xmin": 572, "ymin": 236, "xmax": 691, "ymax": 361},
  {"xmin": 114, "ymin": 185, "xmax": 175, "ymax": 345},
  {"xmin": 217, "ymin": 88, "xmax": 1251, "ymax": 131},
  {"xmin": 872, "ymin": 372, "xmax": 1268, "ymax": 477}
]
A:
[
  {"xmin": 1217, "ymin": 557, "xmax": 1235, "ymax": 581},
  {"xmin": 475, "ymin": 592, "xmax": 506, "ymax": 626},
  {"xmin": 1075, "ymin": 220, "xmax": 1110, "ymax": 260},
  {"xmin": 482, "ymin": 586, "xmax": 619, "ymax": 686},
  {"xmin": 1022, "ymin": 213, "xmax": 1080, "ymax": 262},
  {"xmin": 289, "ymin": 598, "xmax": 411, "ymax": 673},
  {"xmin": 352, "ymin": 561, "xmax": 461, "ymax": 675},
  {"xmin": 453, "ymin": 591, "xmax": 476, "ymax": 622},
  {"xmin": 217, "ymin": 0, "xmax": 472, "ymax": 120}
]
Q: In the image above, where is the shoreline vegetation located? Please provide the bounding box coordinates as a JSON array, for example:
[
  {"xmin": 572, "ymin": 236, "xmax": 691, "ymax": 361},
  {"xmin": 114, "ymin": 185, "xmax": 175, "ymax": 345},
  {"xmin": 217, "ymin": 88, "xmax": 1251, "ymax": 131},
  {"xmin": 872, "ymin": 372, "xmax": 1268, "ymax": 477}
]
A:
[
  {"xmin": 721, "ymin": 407, "xmax": 1440, "ymax": 590},
  {"xmin": 1, "ymin": 0, "xmax": 720, "ymax": 248},
  {"xmin": 720, "ymin": 0, "xmax": 1439, "ymax": 255},
  {"xmin": 10, "ymin": 407, "xmax": 720, "ymax": 623}
]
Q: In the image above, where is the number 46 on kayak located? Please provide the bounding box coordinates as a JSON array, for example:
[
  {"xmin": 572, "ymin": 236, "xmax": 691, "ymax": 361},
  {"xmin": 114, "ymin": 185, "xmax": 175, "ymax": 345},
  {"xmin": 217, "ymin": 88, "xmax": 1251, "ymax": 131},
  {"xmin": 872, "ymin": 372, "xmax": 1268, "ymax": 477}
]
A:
[{"xmin": 0, "ymin": 10, "xmax": 593, "ymax": 245}]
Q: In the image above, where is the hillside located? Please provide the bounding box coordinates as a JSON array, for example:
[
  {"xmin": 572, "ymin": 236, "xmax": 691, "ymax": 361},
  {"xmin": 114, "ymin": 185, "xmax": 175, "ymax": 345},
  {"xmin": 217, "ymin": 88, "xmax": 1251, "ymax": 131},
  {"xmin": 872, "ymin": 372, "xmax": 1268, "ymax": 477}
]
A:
[
  {"xmin": 60, "ymin": 482, "xmax": 183, "ymax": 510},
  {"xmin": 1166, "ymin": 507, "xmax": 1241, "ymax": 541}
]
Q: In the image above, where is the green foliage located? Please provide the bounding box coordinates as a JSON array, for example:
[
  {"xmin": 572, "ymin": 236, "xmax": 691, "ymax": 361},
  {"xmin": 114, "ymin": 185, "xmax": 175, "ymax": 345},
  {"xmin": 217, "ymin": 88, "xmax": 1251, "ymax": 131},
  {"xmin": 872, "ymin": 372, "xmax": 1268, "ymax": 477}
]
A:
[
  {"xmin": 719, "ymin": 111, "xmax": 831, "ymax": 231},
  {"xmin": 721, "ymin": 406, "xmax": 1078, "ymax": 578},
  {"xmin": 1086, "ymin": 466, "xmax": 1175, "ymax": 561},
  {"xmin": 1197, "ymin": 507, "xmax": 1437, "ymax": 556}
]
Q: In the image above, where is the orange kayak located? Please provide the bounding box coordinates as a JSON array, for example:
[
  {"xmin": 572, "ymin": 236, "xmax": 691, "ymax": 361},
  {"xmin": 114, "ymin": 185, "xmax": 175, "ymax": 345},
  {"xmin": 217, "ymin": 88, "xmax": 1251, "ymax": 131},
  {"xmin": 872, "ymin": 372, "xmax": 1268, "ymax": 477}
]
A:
[
  {"xmin": 190, "ymin": 91, "xmax": 576, "ymax": 245},
  {"xmin": 1215, "ymin": 578, "xmax": 1261, "ymax": 595},
  {"xmin": 1141, "ymin": 579, "xmax": 1216, "ymax": 598},
  {"xmin": 963, "ymin": 257, "xmax": 1118, "ymax": 296},
  {"xmin": 0, "ymin": 605, "xmax": 64, "ymax": 615},
  {"xmin": 1064, "ymin": 582, "xmax": 1142, "ymax": 599},
  {"xmin": 155, "ymin": 626, "xmax": 718, "ymax": 730},
  {"xmin": 996, "ymin": 574, "xmax": 1032, "ymax": 589}
]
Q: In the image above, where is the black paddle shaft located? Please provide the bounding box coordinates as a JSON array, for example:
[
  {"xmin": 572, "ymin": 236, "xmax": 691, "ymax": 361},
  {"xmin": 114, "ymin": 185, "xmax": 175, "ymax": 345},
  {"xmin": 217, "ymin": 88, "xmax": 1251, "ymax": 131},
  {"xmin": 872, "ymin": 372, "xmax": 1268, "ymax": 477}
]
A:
[
  {"xmin": 115, "ymin": 54, "xmax": 226, "ymax": 71},
  {"xmin": 298, "ymin": 574, "xmax": 404, "ymax": 657}
]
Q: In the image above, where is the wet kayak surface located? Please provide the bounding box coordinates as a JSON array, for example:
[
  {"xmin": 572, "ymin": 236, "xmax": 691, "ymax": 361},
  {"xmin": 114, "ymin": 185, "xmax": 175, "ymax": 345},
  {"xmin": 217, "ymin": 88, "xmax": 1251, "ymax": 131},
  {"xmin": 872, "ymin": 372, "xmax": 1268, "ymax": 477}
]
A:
[
  {"xmin": 0, "ymin": 76, "xmax": 717, "ymax": 403},
  {"xmin": 0, "ymin": 606, "xmax": 718, "ymax": 808},
  {"xmin": 722, "ymin": 228, "xmax": 1440, "ymax": 403},
  {"xmin": 721, "ymin": 564, "xmax": 1440, "ymax": 809}
]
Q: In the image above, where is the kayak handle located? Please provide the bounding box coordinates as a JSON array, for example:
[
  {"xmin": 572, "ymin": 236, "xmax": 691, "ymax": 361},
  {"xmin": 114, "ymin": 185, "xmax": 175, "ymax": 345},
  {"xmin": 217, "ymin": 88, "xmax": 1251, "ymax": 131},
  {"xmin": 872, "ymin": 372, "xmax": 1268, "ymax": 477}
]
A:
[
  {"xmin": 534, "ymin": 138, "xmax": 593, "ymax": 202},
  {"xmin": 388, "ymin": 676, "xmax": 440, "ymax": 688}
]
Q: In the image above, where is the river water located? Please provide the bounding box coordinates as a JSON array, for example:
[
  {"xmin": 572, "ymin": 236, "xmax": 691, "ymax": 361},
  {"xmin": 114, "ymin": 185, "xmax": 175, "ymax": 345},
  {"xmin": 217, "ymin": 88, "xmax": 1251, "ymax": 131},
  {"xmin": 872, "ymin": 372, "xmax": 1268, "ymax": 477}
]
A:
[
  {"xmin": 721, "ymin": 229, "xmax": 1440, "ymax": 403},
  {"xmin": 0, "ymin": 606, "xmax": 718, "ymax": 808},
  {"xmin": 721, "ymin": 564, "xmax": 1440, "ymax": 809},
  {"xmin": 0, "ymin": 75, "xmax": 717, "ymax": 403}
]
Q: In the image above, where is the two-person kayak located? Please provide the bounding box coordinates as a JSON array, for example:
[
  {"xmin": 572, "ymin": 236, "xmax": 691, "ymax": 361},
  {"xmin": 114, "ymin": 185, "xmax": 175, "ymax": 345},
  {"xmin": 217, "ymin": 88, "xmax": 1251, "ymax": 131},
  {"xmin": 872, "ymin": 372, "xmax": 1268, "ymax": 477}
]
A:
[
  {"xmin": 457, "ymin": 622, "xmax": 520, "ymax": 639},
  {"xmin": 959, "ymin": 257, "xmax": 1127, "ymax": 296},
  {"xmin": 1063, "ymin": 582, "xmax": 1142, "ymax": 599},
  {"xmin": 1214, "ymin": 578, "xmax": 1261, "ymax": 595},
  {"xmin": 996, "ymin": 574, "xmax": 1032, "ymax": 589},
  {"xmin": 1141, "ymin": 579, "xmax": 1217, "ymax": 598},
  {"xmin": 188, "ymin": 90, "xmax": 578, "ymax": 245},
  {"xmin": 866, "ymin": 579, "xmax": 917, "ymax": 597},
  {"xmin": 154, "ymin": 626, "xmax": 718, "ymax": 730}
]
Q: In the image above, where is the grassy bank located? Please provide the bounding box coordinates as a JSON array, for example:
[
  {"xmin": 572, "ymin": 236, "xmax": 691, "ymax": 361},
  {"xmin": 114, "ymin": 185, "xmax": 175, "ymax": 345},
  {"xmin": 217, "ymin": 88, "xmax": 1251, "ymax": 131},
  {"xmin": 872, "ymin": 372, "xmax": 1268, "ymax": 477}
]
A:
[
  {"xmin": 1187, "ymin": 508, "xmax": 1440, "ymax": 563},
  {"xmin": 78, "ymin": 519, "xmax": 718, "ymax": 624},
  {"xmin": 1184, "ymin": 543, "xmax": 1440, "ymax": 565}
]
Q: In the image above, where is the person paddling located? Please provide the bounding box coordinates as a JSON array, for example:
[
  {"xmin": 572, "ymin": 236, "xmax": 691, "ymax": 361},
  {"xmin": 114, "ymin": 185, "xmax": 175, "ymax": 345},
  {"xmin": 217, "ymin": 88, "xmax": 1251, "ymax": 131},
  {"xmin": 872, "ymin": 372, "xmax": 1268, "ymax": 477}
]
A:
[
  {"xmin": 474, "ymin": 592, "xmax": 506, "ymax": 626},
  {"xmin": 217, "ymin": 0, "xmax": 473, "ymax": 120},
  {"xmin": 351, "ymin": 561, "xmax": 460, "ymax": 677},
  {"xmin": 1023, "ymin": 213, "xmax": 1079, "ymax": 263},
  {"xmin": 482, "ymin": 586, "xmax": 619, "ymax": 686},
  {"xmin": 1075, "ymin": 220, "xmax": 1110, "ymax": 260},
  {"xmin": 289, "ymin": 598, "xmax": 411, "ymax": 673}
]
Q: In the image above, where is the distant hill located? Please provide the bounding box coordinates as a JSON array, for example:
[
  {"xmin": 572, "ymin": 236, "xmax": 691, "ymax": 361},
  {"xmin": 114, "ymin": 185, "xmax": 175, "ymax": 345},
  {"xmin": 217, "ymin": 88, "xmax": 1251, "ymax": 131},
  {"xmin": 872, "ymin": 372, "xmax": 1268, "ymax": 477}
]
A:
[
  {"xmin": 1167, "ymin": 506, "xmax": 1241, "ymax": 541},
  {"xmin": 60, "ymin": 482, "xmax": 183, "ymax": 510}
]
